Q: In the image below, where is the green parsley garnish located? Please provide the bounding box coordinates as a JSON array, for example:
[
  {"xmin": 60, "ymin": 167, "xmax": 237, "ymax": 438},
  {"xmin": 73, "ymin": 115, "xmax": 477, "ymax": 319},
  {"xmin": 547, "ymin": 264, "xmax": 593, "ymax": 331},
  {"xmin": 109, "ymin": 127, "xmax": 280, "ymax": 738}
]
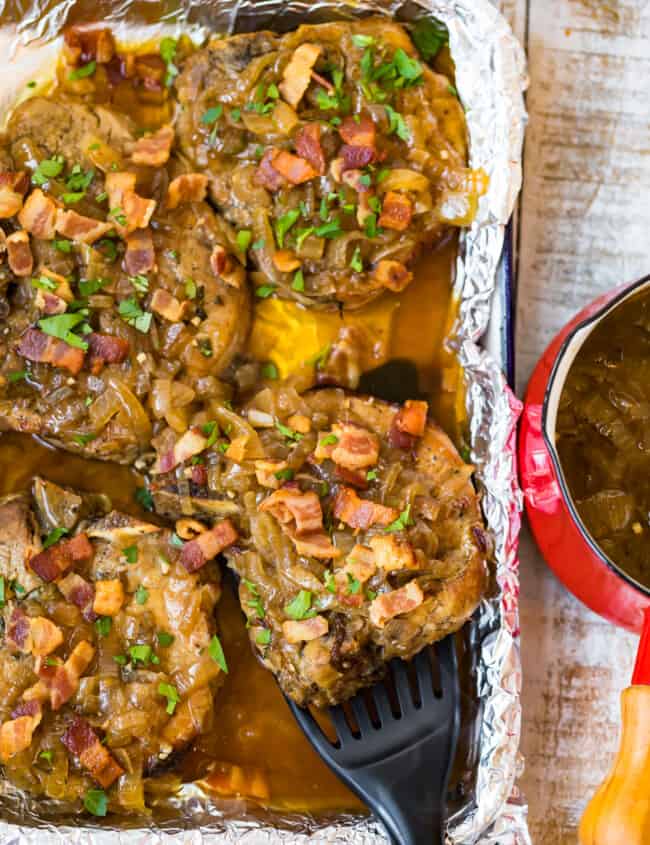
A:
[
  {"xmin": 274, "ymin": 468, "xmax": 294, "ymax": 482},
  {"xmin": 385, "ymin": 504, "xmax": 413, "ymax": 533},
  {"xmin": 32, "ymin": 156, "xmax": 64, "ymax": 187},
  {"xmin": 61, "ymin": 191, "xmax": 85, "ymax": 205},
  {"xmin": 184, "ymin": 278, "xmax": 197, "ymax": 299},
  {"xmin": 284, "ymin": 590, "xmax": 315, "ymax": 620},
  {"xmin": 109, "ymin": 207, "xmax": 127, "ymax": 226},
  {"xmin": 315, "ymin": 219, "xmax": 342, "ymax": 239},
  {"xmin": 0, "ymin": 576, "xmax": 5, "ymax": 608},
  {"xmin": 347, "ymin": 572, "xmax": 362, "ymax": 595},
  {"xmin": 78, "ymin": 277, "xmax": 109, "ymax": 296},
  {"xmin": 350, "ymin": 246, "xmax": 363, "ymax": 272},
  {"xmin": 27, "ymin": 81, "xmax": 37, "ymax": 89},
  {"xmin": 261, "ymin": 361, "xmax": 278, "ymax": 380},
  {"xmin": 157, "ymin": 631, "xmax": 175, "ymax": 647},
  {"xmin": 255, "ymin": 284, "xmax": 276, "ymax": 299},
  {"xmin": 83, "ymin": 788, "xmax": 107, "ymax": 817},
  {"xmin": 73, "ymin": 433, "xmax": 96, "ymax": 446},
  {"xmin": 352, "ymin": 34, "xmax": 375, "ymax": 48},
  {"xmin": 43, "ymin": 526, "xmax": 68, "ymax": 549},
  {"xmin": 129, "ymin": 644, "xmax": 153, "ymax": 663},
  {"xmin": 366, "ymin": 589, "xmax": 377, "ymax": 601},
  {"xmin": 385, "ymin": 105, "xmax": 411, "ymax": 141},
  {"xmin": 158, "ymin": 681, "xmax": 180, "ymax": 715},
  {"xmin": 392, "ymin": 49, "xmax": 424, "ymax": 83},
  {"xmin": 319, "ymin": 433, "xmax": 339, "ymax": 447},
  {"xmin": 31, "ymin": 274, "xmax": 59, "ymax": 292},
  {"xmin": 366, "ymin": 469, "xmax": 378, "ymax": 481},
  {"xmin": 7, "ymin": 370, "xmax": 28, "ymax": 383},
  {"xmin": 292, "ymin": 269, "xmax": 305, "ymax": 292},
  {"xmin": 275, "ymin": 209, "xmax": 301, "ymax": 248},
  {"xmin": 208, "ymin": 634, "xmax": 228, "ymax": 673},
  {"xmin": 201, "ymin": 105, "xmax": 223, "ymax": 125},
  {"xmin": 129, "ymin": 274, "xmax": 149, "ymax": 295},
  {"xmin": 237, "ymin": 229, "xmax": 252, "ymax": 251},
  {"xmin": 252, "ymin": 238, "xmax": 265, "ymax": 250},
  {"xmin": 118, "ymin": 298, "xmax": 152, "ymax": 333},
  {"xmin": 160, "ymin": 37, "xmax": 179, "ymax": 87},
  {"xmin": 323, "ymin": 569, "xmax": 336, "ymax": 594},
  {"xmin": 294, "ymin": 226, "xmax": 315, "ymax": 250},
  {"xmin": 411, "ymin": 18, "xmax": 449, "ymax": 61},
  {"xmin": 255, "ymin": 628, "xmax": 271, "ymax": 646},
  {"xmin": 135, "ymin": 585, "xmax": 148, "ymax": 605},
  {"xmin": 54, "ymin": 239, "xmax": 73, "ymax": 253},
  {"xmin": 170, "ymin": 533, "xmax": 184, "ymax": 548},
  {"xmin": 123, "ymin": 545, "xmax": 138, "ymax": 564},
  {"xmin": 69, "ymin": 61, "xmax": 96, "ymax": 81},
  {"xmin": 198, "ymin": 338, "xmax": 213, "ymax": 358},
  {"xmin": 113, "ymin": 654, "xmax": 127, "ymax": 666},
  {"xmin": 95, "ymin": 616, "xmax": 112, "ymax": 638},
  {"xmin": 275, "ymin": 420, "xmax": 302, "ymax": 443},
  {"xmin": 230, "ymin": 107, "xmax": 241, "ymax": 122},
  {"xmin": 39, "ymin": 750, "xmax": 54, "ymax": 764},
  {"xmin": 38, "ymin": 312, "xmax": 89, "ymax": 351},
  {"xmin": 135, "ymin": 486, "xmax": 154, "ymax": 511}
]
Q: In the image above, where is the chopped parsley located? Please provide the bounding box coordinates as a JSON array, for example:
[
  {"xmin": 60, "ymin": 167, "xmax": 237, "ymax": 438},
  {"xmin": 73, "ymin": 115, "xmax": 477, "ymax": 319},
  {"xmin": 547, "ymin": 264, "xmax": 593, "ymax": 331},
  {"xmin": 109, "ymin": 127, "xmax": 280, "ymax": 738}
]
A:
[
  {"xmin": 261, "ymin": 361, "xmax": 278, "ymax": 380},
  {"xmin": 32, "ymin": 156, "xmax": 64, "ymax": 187},
  {"xmin": 230, "ymin": 107, "xmax": 241, "ymax": 122},
  {"xmin": 0, "ymin": 576, "xmax": 5, "ymax": 608},
  {"xmin": 66, "ymin": 163, "xmax": 94, "ymax": 192},
  {"xmin": 366, "ymin": 589, "xmax": 377, "ymax": 601},
  {"xmin": 208, "ymin": 634, "xmax": 228, "ymax": 673},
  {"xmin": 255, "ymin": 628, "xmax": 271, "ymax": 646},
  {"xmin": 73, "ymin": 433, "xmax": 96, "ymax": 446},
  {"xmin": 31, "ymin": 274, "xmax": 58, "ymax": 292},
  {"xmin": 236, "ymin": 229, "xmax": 252, "ymax": 251},
  {"xmin": 307, "ymin": 344, "xmax": 331, "ymax": 369},
  {"xmin": 315, "ymin": 219, "xmax": 342, "ymax": 239},
  {"xmin": 255, "ymin": 284, "xmax": 276, "ymax": 299},
  {"xmin": 69, "ymin": 61, "xmax": 96, "ymax": 81},
  {"xmin": 135, "ymin": 585, "xmax": 149, "ymax": 605},
  {"xmin": 123, "ymin": 545, "xmax": 138, "ymax": 564},
  {"xmin": 185, "ymin": 278, "xmax": 197, "ymax": 299},
  {"xmin": 109, "ymin": 207, "xmax": 127, "ymax": 227},
  {"xmin": 366, "ymin": 469, "xmax": 378, "ymax": 481},
  {"xmin": 252, "ymin": 238, "xmax": 265, "ymax": 250},
  {"xmin": 292, "ymin": 269, "xmax": 305, "ymax": 292},
  {"xmin": 156, "ymin": 631, "xmax": 175, "ymax": 647},
  {"xmin": 118, "ymin": 298, "xmax": 152, "ymax": 333},
  {"xmin": 135, "ymin": 486, "xmax": 154, "ymax": 511},
  {"xmin": 78, "ymin": 277, "xmax": 109, "ymax": 296},
  {"xmin": 38, "ymin": 312, "xmax": 89, "ymax": 351},
  {"xmin": 385, "ymin": 105, "xmax": 411, "ymax": 141},
  {"xmin": 158, "ymin": 681, "xmax": 180, "ymax": 715},
  {"xmin": 274, "ymin": 467, "xmax": 294, "ymax": 482},
  {"xmin": 411, "ymin": 18, "xmax": 449, "ymax": 61},
  {"xmin": 364, "ymin": 213, "xmax": 379, "ymax": 238},
  {"xmin": 170, "ymin": 533, "xmax": 184, "ymax": 548},
  {"xmin": 393, "ymin": 49, "xmax": 424, "ymax": 83},
  {"xmin": 198, "ymin": 338, "xmax": 213, "ymax": 358},
  {"xmin": 385, "ymin": 504, "xmax": 413, "ymax": 533},
  {"xmin": 275, "ymin": 420, "xmax": 302, "ymax": 443},
  {"xmin": 43, "ymin": 527, "xmax": 68, "ymax": 549},
  {"xmin": 113, "ymin": 654, "xmax": 127, "ymax": 666},
  {"xmin": 319, "ymin": 433, "xmax": 339, "ymax": 447},
  {"xmin": 160, "ymin": 37, "xmax": 179, "ymax": 87},
  {"xmin": 294, "ymin": 226, "xmax": 315, "ymax": 250},
  {"xmin": 54, "ymin": 239, "xmax": 73, "ymax": 253},
  {"xmin": 83, "ymin": 788, "xmax": 107, "ymax": 817},
  {"xmin": 284, "ymin": 590, "xmax": 315, "ymax": 620},
  {"xmin": 347, "ymin": 572, "xmax": 362, "ymax": 595},
  {"xmin": 129, "ymin": 644, "xmax": 153, "ymax": 663},
  {"xmin": 275, "ymin": 209, "xmax": 301, "ymax": 248},
  {"xmin": 38, "ymin": 750, "xmax": 54, "ymax": 764},
  {"xmin": 7, "ymin": 370, "xmax": 28, "ymax": 383},
  {"xmin": 61, "ymin": 191, "xmax": 85, "ymax": 205},
  {"xmin": 129, "ymin": 274, "xmax": 149, "ymax": 295},
  {"xmin": 352, "ymin": 34, "xmax": 375, "ymax": 48},
  {"xmin": 201, "ymin": 105, "xmax": 223, "ymax": 125},
  {"xmin": 350, "ymin": 246, "xmax": 363, "ymax": 272},
  {"xmin": 323, "ymin": 569, "xmax": 336, "ymax": 594},
  {"xmin": 95, "ymin": 616, "xmax": 112, "ymax": 638}
]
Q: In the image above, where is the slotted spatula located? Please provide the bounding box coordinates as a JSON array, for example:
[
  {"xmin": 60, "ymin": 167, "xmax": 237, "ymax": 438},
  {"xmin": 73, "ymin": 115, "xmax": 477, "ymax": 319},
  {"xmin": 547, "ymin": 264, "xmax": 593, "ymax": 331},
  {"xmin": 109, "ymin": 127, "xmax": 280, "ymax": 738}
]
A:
[{"xmin": 285, "ymin": 636, "xmax": 460, "ymax": 845}]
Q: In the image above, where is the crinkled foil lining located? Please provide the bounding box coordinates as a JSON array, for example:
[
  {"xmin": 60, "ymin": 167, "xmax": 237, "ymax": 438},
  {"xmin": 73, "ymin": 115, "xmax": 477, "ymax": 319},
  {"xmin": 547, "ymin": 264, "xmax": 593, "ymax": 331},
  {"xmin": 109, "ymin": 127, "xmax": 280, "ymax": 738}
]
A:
[{"xmin": 0, "ymin": 0, "xmax": 529, "ymax": 841}]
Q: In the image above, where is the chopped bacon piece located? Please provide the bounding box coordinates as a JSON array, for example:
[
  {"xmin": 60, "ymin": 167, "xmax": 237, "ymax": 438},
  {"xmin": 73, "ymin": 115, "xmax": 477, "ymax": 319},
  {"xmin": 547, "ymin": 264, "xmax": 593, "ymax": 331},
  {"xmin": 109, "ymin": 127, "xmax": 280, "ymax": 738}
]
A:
[
  {"xmin": 270, "ymin": 150, "xmax": 318, "ymax": 185},
  {"xmin": 57, "ymin": 572, "xmax": 97, "ymax": 622},
  {"xmin": 279, "ymin": 43, "xmax": 322, "ymax": 108},
  {"xmin": 64, "ymin": 26, "xmax": 115, "ymax": 65},
  {"xmin": 283, "ymin": 615, "xmax": 329, "ymax": 644},
  {"xmin": 124, "ymin": 228, "xmax": 155, "ymax": 275},
  {"xmin": 6, "ymin": 231, "xmax": 33, "ymax": 276},
  {"xmin": 333, "ymin": 568, "xmax": 365, "ymax": 608},
  {"xmin": 0, "ymin": 712, "xmax": 42, "ymax": 762},
  {"xmin": 294, "ymin": 123, "xmax": 326, "ymax": 174},
  {"xmin": 200, "ymin": 761, "xmax": 271, "ymax": 802},
  {"xmin": 393, "ymin": 399, "xmax": 428, "ymax": 437},
  {"xmin": 260, "ymin": 489, "xmax": 324, "ymax": 535},
  {"xmin": 17, "ymin": 328, "xmax": 85, "ymax": 376},
  {"xmin": 179, "ymin": 519, "xmax": 238, "ymax": 573},
  {"xmin": 55, "ymin": 209, "xmax": 113, "ymax": 244},
  {"xmin": 11, "ymin": 699, "xmax": 42, "ymax": 720},
  {"xmin": 255, "ymin": 149, "xmax": 287, "ymax": 192},
  {"xmin": 18, "ymin": 189, "xmax": 58, "ymax": 239},
  {"xmin": 369, "ymin": 581, "xmax": 424, "ymax": 628},
  {"xmin": 387, "ymin": 424, "xmax": 415, "ymax": 451},
  {"xmin": 29, "ymin": 533, "xmax": 93, "ymax": 583},
  {"xmin": 341, "ymin": 144, "xmax": 375, "ymax": 171},
  {"xmin": 373, "ymin": 259, "xmax": 413, "ymax": 292},
  {"xmin": 334, "ymin": 466, "xmax": 368, "ymax": 489},
  {"xmin": 344, "ymin": 544, "xmax": 377, "ymax": 583},
  {"xmin": 368, "ymin": 534, "xmax": 417, "ymax": 572},
  {"xmin": 332, "ymin": 487, "xmax": 398, "ymax": 531},
  {"xmin": 273, "ymin": 249, "xmax": 301, "ymax": 273},
  {"xmin": 150, "ymin": 288, "xmax": 185, "ymax": 322},
  {"xmin": 157, "ymin": 427, "xmax": 208, "ymax": 474},
  {"xmin": 61, "ymin": 716, "xmax": 124, "ymax": 788},
  {"xmin": 34, "ymin": 290, "xmax": 67, "ymax": 315},
  {"xmin": 378, "ymin": 191, "xmax": 413, "ymax": 232},
  {"xmin": 292, "ymin": 531, "xmax": 342, "ymax": 559},
  {"xmin": 339, "ymin": 115, "xmax": 376, "ymax": 148},
  {"xmin": 314, "ymin": 424, "xmax": 379, "ymax": 471},
  {"xmin": 209, "ymin": 245, "xmax": 244, "ymax": 288},
  {"xmin": 131, "ymin": 125, "xmax": 174, "ymax": 166},
  {"xmin": 210, "ymin": 244, "xmax": 228, "ymax": 275},
  {"xmin": 106, "ymin": 170, "xmax": 136, "ymax": 207},
  {"xmin": 255, "ymin": 460, "xmax": 289, "ymax": 489},
  {"xmin": 93, "ymin": 579, "xmax": 124, "ymax": 616},
  {"xmin": 0, "ymin": 172, "xmax": 28, "ymax": 218},
  {"xmin": 166, "ymin": 174, "xmax": 208, "ymax": 210},
  {"xmin": 30, "ymin": 616, "xmax": 64, "ymax": 656},
  {"xmin": 7, "ymin": 608, "xmax": 32, "ymax": 653},
  {"xmin": 106, "ymin": 172, "xmax": 156, "ymax": 234},
  {"xmin": 87, "ymin": 332, "xmax": 130, "ymax": 375},
  {"xmin": 39, "ymin": 640, "xmax": 95, "ymax": 710},
  {"xmin": 287, "ymin": 414, "xmax": 311, "ymax": 433},
  {"xmin": 40, "ymin": 268, "xmax": 74, "ymax": 301}
]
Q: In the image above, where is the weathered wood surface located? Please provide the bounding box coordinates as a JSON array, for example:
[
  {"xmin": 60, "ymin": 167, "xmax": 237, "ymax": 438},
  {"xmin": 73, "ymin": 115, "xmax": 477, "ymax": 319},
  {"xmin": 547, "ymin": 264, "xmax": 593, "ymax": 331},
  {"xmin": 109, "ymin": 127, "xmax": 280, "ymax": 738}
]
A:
[{"xmin": 502, "ymin": 0, "xmax": 650, "ymax": 842}]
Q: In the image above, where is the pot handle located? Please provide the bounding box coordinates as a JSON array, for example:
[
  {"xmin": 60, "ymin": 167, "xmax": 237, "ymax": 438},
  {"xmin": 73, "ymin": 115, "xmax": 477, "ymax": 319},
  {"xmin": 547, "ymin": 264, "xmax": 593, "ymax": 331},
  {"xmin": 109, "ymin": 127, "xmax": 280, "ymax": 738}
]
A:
[{"xmin": 519, "ymin": 404, "xmax": 562, "ymax": 514}]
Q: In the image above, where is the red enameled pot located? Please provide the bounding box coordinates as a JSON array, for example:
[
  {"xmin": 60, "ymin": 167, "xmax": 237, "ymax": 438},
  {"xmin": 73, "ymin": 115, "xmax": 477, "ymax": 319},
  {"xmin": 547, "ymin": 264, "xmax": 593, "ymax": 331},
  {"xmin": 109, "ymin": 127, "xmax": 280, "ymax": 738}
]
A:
[{"xmin": 519, "ymin": 274, "xmax": 650, "ymax": 634}]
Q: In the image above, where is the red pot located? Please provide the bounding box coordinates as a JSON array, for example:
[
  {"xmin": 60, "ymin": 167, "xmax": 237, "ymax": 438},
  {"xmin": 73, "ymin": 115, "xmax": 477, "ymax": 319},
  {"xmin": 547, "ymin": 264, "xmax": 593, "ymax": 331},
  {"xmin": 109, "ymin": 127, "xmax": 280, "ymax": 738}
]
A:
[{"xmin": 519, "ymin": 275, "xmax": 650, "ymax": 634}]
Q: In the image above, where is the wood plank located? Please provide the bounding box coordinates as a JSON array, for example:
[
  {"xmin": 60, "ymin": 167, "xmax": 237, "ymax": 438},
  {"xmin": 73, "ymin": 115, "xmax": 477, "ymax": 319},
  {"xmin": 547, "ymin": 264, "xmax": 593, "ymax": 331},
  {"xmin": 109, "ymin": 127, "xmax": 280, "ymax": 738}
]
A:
[{"xmin": 513, "ymin": 1, "xmax": 650, "ymax": 843}]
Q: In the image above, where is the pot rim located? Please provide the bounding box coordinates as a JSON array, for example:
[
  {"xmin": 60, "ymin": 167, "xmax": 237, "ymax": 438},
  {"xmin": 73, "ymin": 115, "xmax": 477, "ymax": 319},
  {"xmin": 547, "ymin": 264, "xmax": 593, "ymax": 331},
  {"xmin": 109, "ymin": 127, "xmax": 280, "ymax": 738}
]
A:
[{"xmin": 541, "ymin": 273, "xmax": 650, "ymax": 599}]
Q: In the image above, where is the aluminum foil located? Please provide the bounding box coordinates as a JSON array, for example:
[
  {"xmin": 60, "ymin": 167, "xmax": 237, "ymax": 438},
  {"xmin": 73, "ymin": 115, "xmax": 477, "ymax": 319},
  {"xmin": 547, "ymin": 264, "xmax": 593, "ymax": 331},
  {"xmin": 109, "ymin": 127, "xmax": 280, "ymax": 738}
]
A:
[{"xmin": 0, "ymin": 0, "xmax": 529, "ymax": 841}]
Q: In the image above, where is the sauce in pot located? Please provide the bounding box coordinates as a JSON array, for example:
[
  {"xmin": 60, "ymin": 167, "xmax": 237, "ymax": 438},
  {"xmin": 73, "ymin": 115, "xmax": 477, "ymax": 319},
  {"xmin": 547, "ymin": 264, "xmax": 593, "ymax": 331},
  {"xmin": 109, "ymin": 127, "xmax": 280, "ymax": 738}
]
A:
[{"xmin": 556, "ymin": 287, "xmax": 650, "ymax": 589}]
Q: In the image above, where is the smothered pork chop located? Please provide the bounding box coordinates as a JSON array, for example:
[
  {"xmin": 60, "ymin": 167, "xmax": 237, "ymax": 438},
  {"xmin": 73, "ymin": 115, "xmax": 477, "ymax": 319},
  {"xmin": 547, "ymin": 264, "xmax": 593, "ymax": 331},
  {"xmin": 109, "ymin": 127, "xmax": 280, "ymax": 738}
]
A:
[
  {"xmin": 175, "ymin": 19, "xmax": 484, "ymax": 308},
  {"xmin": 150, "ymin": 388, "xmax": 488, "ymax": 707},
  {"xmin": 0, "ymin": 478, "xmax": 236, "ymax": 813},
  {"xmin": 0, "ymin": 96, "xmax": 250, "ymax": 463}
]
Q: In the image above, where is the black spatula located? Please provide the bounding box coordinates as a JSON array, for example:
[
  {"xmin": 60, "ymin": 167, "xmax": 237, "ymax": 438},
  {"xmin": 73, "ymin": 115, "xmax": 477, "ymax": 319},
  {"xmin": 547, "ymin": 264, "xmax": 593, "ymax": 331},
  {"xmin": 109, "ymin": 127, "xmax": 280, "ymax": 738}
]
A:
[{"xmin": 285, "ymin": 636, "xmax": 460, "ymax": 845}]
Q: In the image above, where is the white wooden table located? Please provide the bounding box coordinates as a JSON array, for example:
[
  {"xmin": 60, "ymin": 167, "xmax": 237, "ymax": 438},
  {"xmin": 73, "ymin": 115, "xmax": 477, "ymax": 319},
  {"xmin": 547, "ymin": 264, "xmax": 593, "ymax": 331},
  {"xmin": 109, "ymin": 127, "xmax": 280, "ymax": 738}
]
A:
[{"xmin": 501, "ymin": 0, "xmax": 650, "ymax": 841}]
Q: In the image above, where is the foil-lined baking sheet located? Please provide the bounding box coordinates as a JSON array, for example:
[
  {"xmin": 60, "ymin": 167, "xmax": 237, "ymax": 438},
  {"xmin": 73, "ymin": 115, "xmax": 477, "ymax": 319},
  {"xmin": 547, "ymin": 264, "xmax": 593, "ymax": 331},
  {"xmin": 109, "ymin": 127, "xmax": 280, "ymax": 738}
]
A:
[{"xmin": 0, "ymin": 0, "xmax": 529, "ymax": 841}]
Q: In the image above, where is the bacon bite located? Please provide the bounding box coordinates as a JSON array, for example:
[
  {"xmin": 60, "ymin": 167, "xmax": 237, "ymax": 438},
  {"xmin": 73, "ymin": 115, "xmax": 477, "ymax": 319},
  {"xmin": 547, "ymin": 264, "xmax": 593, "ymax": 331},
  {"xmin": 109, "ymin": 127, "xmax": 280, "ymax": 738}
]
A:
[
  {"xmin": 28, "ymin": 532, "xmax": 93, "ymax": 582},
  {"xmin": 131, "ymin": 124, "xmax": 174, "ymax": 166},
  {"xmin": 179, "ymin": 520, "xmax": 238, "ymax": 573},
  {"xmin": 61, "ymin": 716, "xmax": 124, "ymax": 788},
  {"xmin": 18, "ymin": 189, "xmax": 58, "ymax": 239},
  {"xmin": 38, "ymin": 640, "xmax": 95, "ymax": 710},
  {"xmin": 6, "ymin": 231, "xmax": 33, "ymax": 276},
  {"xmin": 333, "ymin": 487, "xmax": 397, "ymax": 530},
  {"xmin": 17, "ymin": 329, "xmax": 85, "ymax": 377}
]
